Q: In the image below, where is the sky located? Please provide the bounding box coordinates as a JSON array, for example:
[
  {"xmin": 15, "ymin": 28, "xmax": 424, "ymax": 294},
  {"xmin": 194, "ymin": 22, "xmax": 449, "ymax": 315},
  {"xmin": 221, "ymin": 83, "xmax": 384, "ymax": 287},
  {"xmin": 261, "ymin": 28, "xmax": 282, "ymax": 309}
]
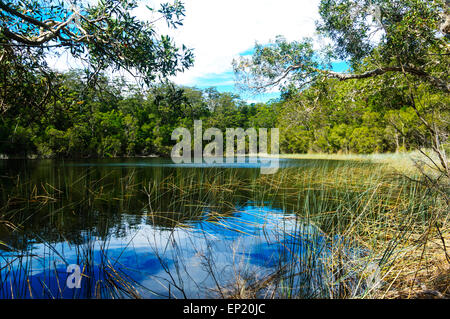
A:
[
  {"xmin": 140, "ymin": 0, "xmax": 323, "ymax": 103},
  {"xmin": 51, "ymin": 0, "xmax": 348, "ymax": 103}
]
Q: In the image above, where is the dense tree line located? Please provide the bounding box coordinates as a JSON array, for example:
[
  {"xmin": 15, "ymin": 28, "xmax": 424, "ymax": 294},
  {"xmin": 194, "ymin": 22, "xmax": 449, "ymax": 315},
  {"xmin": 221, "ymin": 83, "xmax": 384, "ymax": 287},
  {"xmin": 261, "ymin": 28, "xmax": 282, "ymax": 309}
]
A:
[
  {"xmin": 278, "ymin": 72, "xmax": 449, "ymax": 154},
  {"xmin": 0, "ymin": 0, "xmax": 448, "ymax": 159},
  {"xmin": 0, "ymin": 70, "xmax": 274, "ymax": 157},
  {"xmin": 1, "ymin": 68, "xmax": 447, "ymax": 158}
]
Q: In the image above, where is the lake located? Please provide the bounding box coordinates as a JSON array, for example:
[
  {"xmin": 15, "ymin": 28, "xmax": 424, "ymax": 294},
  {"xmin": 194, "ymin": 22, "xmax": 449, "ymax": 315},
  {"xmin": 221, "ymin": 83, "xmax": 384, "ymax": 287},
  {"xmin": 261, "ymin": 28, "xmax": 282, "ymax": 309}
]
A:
[{"xmin": 0, "ymin": 158, "xmax": 392, "ymax": 299}]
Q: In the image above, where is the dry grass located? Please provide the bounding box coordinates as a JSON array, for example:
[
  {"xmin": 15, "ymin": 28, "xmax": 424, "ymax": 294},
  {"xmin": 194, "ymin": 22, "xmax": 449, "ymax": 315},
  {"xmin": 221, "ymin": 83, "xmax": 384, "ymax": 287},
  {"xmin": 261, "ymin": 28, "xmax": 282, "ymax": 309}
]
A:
[
  {"xmin": 1, "ymin": 155, "xmax": 448, "ymax": 299},
  {"xmin": 379, "ymin": 234, "xmax": 449, "ymax": 299},
  {"xmin": 276, "ymin": 151, "xmax": 439, "ymax": 174}
]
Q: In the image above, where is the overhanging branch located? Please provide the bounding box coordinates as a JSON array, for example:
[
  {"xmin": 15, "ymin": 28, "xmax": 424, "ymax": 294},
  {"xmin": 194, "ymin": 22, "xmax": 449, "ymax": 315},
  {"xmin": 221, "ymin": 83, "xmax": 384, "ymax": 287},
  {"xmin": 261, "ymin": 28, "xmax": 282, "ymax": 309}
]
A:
[
  {"xmin": 0, "ymin": 0, "xmax": 51, "ymax": 29},
  {"xmin": 267, "ymin": 64, "xmax": 450, "ymax": 93}
]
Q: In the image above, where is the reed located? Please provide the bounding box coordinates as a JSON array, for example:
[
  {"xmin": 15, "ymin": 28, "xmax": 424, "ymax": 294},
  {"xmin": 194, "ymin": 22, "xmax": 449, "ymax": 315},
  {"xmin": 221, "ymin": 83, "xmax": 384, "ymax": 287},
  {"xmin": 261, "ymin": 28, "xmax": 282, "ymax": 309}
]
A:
[{"xmin": 0, "ymin": 157, "xmax": 448, "ymax": 298}]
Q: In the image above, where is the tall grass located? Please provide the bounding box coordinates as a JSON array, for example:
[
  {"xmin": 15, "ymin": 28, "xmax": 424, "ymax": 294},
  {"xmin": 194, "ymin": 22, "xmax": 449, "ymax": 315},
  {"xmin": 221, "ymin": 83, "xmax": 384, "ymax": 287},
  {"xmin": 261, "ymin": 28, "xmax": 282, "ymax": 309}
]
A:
[{"xmin": 0, "ymin": 157, "xmax": 448, "ymax": 298}]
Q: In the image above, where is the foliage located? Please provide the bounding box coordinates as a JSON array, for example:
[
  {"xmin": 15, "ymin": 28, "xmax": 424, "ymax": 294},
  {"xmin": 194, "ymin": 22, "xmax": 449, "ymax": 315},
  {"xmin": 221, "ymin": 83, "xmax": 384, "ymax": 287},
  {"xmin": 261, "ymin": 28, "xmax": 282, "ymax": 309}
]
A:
[
  {"xmin": 0, "ymin": 0, "xmax": 448, "ymax": 159},
  {"xmin": 0, "ymin": 0, "xmax": 194, "ymax": 112},
  {"xmin": 234, "ymin": 0, "xmax": 449, "ymax": 93},
  {"xmin": 0, "ymin": 71, "xmax": 282, "ymax": 157}
]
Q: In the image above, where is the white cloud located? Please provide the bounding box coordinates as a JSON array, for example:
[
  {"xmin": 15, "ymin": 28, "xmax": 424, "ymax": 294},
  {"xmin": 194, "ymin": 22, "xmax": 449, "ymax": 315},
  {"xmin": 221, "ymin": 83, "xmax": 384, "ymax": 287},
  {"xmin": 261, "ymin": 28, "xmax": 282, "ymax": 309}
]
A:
[
  {"xmin": 136, "ymin": 0, "xmax": 321, "ymax": 87},
  {"xmin": 47, "ymin": 0, "xmax": 322, "ymax": 101}
]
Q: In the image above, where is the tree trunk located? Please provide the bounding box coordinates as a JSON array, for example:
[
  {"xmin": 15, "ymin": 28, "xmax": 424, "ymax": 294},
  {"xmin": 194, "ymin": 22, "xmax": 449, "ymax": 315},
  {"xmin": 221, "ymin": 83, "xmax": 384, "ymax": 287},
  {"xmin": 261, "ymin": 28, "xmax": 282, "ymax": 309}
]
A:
[{"xmin": 442, "ymin": 0, "xmax": 450, "ymax": 36}]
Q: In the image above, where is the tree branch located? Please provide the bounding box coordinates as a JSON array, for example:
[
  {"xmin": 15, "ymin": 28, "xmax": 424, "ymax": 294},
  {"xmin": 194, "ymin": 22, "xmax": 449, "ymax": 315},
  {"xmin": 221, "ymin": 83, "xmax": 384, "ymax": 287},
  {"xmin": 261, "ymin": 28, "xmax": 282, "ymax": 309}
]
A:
[
  {"xmin": 267, "ymin": 64, "xmax": 450, "ymax": 93},
  {"xmin": 1, "ymin": 14, "xmax": 76, "ymax": 46},
  {"xmin": 0, "ymin": 0, "xmax": 51, "ymax": 29}
]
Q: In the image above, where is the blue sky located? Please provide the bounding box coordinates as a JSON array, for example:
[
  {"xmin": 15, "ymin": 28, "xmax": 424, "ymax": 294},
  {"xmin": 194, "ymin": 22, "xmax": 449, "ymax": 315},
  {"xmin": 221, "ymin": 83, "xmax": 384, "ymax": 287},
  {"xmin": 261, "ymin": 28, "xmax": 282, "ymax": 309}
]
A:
[
  {"xmin": 183, "ymin": 60, "xmax": 350, "ymax": 104},
  {"xmin": 51, "ymin": 0, "xmax": 350, "ymax": 103},
  {"xmin": 134, "ymin": 0, "xmax": 326, "ymax": 103}
]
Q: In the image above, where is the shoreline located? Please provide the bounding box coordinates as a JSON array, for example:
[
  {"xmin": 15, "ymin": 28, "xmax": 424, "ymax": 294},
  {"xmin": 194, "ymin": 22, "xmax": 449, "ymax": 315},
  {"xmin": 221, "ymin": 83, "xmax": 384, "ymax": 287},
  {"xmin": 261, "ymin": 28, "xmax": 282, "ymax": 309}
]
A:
[{"xmin": 0, "ymin": 151, "xmax": 438, "ymax": 174}]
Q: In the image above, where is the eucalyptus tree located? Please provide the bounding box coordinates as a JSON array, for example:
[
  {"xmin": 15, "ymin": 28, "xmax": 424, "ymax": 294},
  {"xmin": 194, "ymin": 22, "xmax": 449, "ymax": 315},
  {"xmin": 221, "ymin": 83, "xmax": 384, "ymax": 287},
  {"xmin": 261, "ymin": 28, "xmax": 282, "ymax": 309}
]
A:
[
  {"xmin": 0, "ymin": 0, "xmax": 194, "ymax": 113},
  {"xmin": 234, "ymin": 0, "xmax": 448, "ymax": 92},
  {"xmin": 234, "ymin": 0, "xmax": 449, "ymax": 179}
]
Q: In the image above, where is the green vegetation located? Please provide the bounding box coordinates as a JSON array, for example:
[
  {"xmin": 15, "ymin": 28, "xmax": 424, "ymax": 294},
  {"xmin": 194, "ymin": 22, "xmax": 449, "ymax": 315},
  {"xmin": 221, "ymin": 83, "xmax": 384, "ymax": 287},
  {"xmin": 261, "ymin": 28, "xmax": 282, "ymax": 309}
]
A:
[
  {"xmin": 0, "ymin": 0, "xmax": 448, "ymax": 299},
  {"xmin": 0, "ymin": 71, "xmax": 267, "ymax": 157},
  {"xmin": 1, "ymin": 1, "xmax": 449, "ymax": 160},
  {"xmin": 0, "ymin": 158, "xmax": 447, "ymax": 298},
  {"xmin": 0, "ymin": 0, "xmax": 193, "ymax": 157},
  {"xmin": 1, "ymin": 69, "xmax": 448, "ymax": 158},
  {"xmin": 234, "ymin": 0, "xmax": 449, "ymax": 179}
]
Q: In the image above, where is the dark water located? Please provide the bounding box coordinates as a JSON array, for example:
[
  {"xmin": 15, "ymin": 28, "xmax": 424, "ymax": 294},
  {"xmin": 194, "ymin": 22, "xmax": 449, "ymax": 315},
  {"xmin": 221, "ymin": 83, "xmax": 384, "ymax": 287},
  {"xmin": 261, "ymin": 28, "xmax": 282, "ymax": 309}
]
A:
[{"xmin": 0, "ymin": 158, "xmax": 372, "ymax": 299}]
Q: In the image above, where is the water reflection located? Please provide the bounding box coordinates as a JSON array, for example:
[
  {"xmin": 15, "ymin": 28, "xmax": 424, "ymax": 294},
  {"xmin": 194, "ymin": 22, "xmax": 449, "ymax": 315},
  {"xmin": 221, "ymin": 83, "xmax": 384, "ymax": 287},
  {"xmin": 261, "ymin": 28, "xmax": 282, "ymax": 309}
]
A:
[
  {"xmin": 1, "ymin": 207, "xmax": 327, "ymax": 298},
  {"xmin": 0, "ymin": 158, "xmax": 374, "ymax": 299}
]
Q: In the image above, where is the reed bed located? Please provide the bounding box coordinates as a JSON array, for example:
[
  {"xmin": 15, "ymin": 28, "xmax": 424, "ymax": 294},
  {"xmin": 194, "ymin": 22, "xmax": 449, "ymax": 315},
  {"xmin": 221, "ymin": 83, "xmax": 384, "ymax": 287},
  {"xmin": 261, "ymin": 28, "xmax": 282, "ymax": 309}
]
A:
[{"xmin": 0, "ymin": 157, "xmax": 448, "ymax": 298}]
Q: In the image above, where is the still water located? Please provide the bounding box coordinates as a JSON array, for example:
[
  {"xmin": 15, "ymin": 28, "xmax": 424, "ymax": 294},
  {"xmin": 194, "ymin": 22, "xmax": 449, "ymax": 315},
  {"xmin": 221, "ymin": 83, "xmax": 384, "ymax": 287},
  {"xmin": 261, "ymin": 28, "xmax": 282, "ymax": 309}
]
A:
[{"xmin": 0, "ymin": 158, "xmax": 372, "ymax": 299}]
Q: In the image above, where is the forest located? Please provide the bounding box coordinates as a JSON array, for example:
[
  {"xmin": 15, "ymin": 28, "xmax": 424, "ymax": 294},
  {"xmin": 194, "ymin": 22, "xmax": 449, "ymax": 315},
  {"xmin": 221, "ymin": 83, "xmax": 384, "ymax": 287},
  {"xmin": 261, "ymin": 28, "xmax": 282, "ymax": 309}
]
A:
[
  {"xmin": 0, "ymin": 1, "xmax": 448, "ymax": 159},
  {"xmin": 1, "ymin": 63, "xmax": 448, "ymax": 158},
  {"xmin": 0, "ymin": 0, "xmax": 449, "ymax": 301}
]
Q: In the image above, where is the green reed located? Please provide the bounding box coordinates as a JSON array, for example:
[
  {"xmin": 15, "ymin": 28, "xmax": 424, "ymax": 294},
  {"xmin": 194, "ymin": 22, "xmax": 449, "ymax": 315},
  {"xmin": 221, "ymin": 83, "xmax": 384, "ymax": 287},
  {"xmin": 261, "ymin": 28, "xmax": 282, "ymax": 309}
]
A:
[{"xmin": 0, "ymin": 158, "xmax": 447, "ymax": 298}]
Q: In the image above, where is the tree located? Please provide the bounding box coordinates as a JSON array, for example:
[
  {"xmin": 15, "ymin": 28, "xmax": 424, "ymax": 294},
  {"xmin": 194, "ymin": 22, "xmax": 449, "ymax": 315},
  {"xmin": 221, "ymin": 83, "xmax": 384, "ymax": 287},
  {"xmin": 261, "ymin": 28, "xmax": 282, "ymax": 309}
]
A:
[
  {"xmin": 0, "ymin": 0, "xmax": 194, "ymax": 112},
  {"xmin": 234, "ymin": 0, "xmax": 449, "ymax": 179},
  {"xmin": 234, "ymin": 0, "xmax": 449, "ymax": 93}
]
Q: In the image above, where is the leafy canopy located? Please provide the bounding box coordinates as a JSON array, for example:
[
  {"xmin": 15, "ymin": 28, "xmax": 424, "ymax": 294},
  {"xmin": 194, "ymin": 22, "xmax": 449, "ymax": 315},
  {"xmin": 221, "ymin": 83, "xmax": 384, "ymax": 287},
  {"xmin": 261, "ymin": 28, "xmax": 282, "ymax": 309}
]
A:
[
  {"xmin": 234, "ymin": 0, "xmax": 449, "ymax": 93},
  {"xmin": 0, "ymin": 0, "xmax": 194, "ymax": 111}
]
